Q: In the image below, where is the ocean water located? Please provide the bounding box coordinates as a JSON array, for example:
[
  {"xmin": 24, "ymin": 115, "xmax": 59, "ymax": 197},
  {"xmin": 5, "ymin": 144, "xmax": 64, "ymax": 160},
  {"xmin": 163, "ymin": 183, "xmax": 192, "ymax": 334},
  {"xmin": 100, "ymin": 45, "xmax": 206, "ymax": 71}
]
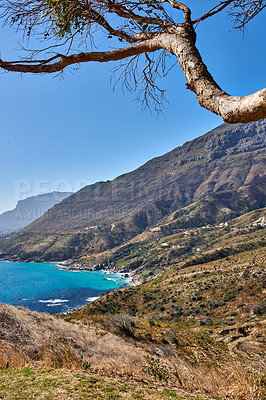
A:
[{"xmin": 0, "ymin": 260, "xmax": 132, "ymax": 314}]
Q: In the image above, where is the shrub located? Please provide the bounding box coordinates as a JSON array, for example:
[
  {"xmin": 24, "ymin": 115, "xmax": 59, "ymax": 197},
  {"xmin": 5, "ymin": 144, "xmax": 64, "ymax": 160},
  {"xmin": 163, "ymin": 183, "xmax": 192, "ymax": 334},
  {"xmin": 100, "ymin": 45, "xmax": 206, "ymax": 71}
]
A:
[
  {"xmin": 106, "ymin": 313, "xmax": 136, "ymax": 337},
  {"xmin": 223, "ymin": 291, "xmax": 236, "ymax": 302},
  {"xmin": 230, "ymin": 311, "xmax": 238, "ymax": 316},
  {"xmin": 22, "ymin": 367, "xmax": 34, "ymax": 377},
  {"xmin": 143, "ymin": 356, "xmax": 170, "ymax": 381},
  {"xmin": 82, "ymin": 362, "xmax": 91, "ymax": 370},
  {"xmin": 252, "ymin": 304, "xmax": 262, "ymax": 315}
]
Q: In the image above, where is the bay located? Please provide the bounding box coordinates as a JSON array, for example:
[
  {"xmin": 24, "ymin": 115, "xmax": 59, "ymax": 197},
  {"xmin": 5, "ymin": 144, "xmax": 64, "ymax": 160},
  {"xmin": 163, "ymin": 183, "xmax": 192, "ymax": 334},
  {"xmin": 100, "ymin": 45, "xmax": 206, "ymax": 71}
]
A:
[{"xmin": 0, "ymin": 260, "xmax": 132, "ymax": 314}]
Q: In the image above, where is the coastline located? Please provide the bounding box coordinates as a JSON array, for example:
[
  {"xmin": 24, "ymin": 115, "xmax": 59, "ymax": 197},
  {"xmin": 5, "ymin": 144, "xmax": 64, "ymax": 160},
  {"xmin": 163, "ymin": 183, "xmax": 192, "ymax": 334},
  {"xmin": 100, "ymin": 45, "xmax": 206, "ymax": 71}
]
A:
[
  {"xmin": 0, "ymin": 258, "xmax": 140, "ymax": 315},
  {"xmin": 56, "ymin": 261, "xmax": 142, "ymax": 286},
  {"xmin": 1, "ymin": 253, "xmax": 143, "ymax": 286},
  {"xmin": 0, "ymin": 250, "xmax": 143, "ymax": 286}
]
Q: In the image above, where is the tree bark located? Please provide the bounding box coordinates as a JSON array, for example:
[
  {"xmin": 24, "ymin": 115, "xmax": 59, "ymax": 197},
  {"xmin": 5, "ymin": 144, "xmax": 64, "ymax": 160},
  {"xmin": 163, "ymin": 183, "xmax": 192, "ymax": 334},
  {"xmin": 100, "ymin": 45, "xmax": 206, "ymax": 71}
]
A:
[
  {"xmin": 158, "ymin": 25, "xmax": 266, "ymax": 123},
  {"xmin": 0, "ymin": 25, "xmax": 265, "ymax": 123},
  {"xmin": 0, "ymin": 39, "xmax": 161, "ymax": 73}
]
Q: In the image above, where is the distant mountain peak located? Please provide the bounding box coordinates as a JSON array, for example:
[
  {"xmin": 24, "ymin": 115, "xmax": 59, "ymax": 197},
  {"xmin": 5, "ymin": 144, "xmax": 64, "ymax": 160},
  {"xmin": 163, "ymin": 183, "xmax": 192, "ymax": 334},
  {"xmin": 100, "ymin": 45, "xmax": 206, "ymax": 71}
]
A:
[
  {"xmin": 0, "ymin": 191, "xmax": 72, "ymax": 233},
  {"xmin": 1, "ymin": 120, "xmax": 265, "ymax": 261}
]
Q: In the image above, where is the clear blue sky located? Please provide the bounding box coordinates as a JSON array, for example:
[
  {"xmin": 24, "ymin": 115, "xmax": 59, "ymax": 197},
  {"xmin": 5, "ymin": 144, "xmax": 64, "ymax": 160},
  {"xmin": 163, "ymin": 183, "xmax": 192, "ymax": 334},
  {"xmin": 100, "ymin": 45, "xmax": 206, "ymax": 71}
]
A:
[{"xmin": 0, "ymin": 1, "xmax": 265, "ymax": 213}]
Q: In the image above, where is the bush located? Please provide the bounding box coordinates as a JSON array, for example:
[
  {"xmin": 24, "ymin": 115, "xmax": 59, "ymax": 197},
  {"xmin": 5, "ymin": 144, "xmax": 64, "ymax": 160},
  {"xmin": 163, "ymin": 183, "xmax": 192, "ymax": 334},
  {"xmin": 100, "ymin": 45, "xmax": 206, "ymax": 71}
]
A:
[
  {"xmin": 252, "ymin": 304, "xmax": 262, "ymax": 315},
  {"xmin": 82, "ymin": 362, "xmax": 91, "ymax": 370},
  {"xmin": 106, "ymin": 313, "xmax": 136, "ymax": 337},
  {"xmin": 144, "ymin": 356, "xmax": 170, "ymax": 381},
  {"xmin": 223, "ymin": 291, "xmax": 236, "ymax": 302}
]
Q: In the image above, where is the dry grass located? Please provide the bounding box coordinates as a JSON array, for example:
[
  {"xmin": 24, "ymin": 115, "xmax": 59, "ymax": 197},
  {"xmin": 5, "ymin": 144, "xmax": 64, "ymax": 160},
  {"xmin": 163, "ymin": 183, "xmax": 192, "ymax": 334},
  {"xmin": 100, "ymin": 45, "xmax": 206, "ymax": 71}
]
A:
[
  {"xmin": 0, "ymin": 303, "xmax": 145, "ymax": 375},
  {"xmin": 0, "ymin": 368, "xmax": 207, "ymax": 400},
  {"xmin": 0, "ymin": 303, "xmax": 265, "ymax": 399},
  {"xmin": 68, "ymin": 245, "xmax": 266, "ymax": 399},
  {"xmin": 1, "ymin": 242, "xmax": 265, "ymax": 399},
  {"xmin": 165, "ymin": 358, "xmax": 265, "ymax": 400}
]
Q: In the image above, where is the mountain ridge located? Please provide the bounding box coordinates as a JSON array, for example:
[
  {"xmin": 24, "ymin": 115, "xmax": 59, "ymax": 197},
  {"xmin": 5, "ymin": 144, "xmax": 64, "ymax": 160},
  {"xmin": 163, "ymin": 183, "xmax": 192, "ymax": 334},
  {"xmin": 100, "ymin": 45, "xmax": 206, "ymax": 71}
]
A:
[
  {"xmin": 0, "ymin": 123, "xmax": 265, "ymax": 400},
  {"xmin": 23, "ymin": 120, "xmax": 266, "ymax": 234},
  {"xmin": 0, "ymin": 191, "xmax": 72, "ymax": 233},
  {"xmin": 1, "ymin": 119, "xmax": 265, "ymax": 262}
]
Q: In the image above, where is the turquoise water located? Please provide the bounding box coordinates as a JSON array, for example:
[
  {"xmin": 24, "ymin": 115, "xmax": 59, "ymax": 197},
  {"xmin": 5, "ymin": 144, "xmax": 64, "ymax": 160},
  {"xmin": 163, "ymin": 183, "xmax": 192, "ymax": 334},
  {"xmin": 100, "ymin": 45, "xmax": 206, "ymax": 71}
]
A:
[{"xmin": 0, "ymin": 260, "xmax": 131, "ymax": 314}]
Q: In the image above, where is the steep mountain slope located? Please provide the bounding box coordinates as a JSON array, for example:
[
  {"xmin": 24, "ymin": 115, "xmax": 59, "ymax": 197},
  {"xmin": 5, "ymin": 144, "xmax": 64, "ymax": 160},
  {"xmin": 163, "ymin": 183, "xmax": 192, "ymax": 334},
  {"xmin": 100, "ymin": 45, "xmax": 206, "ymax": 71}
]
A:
[
  {"xmin": 1, "ymin": 120, "xmax": 265, "ymax": 261},
  {"xmin": 72, "ymin": 239, "xmax": 266, "ymax": 344},
  {"xmin": 84, "ymin": 207, "xmax": 266, "ymax": 282},
  {"xmin": 23, "ymin": 120, "xmax": 266, "ymax": 234},
  {"xmin": 0, "ymin": 192, "xmax": 72, "ymax": 233}
]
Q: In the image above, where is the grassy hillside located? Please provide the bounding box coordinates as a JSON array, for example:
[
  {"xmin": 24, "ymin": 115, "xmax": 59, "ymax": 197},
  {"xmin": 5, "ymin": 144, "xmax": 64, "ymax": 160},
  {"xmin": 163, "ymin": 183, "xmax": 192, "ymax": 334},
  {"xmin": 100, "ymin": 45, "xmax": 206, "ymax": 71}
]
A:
[
  {"xmin": 0, "ymin": 285, "xmax": 265, "ymax": 400},
  {"xmin": 0, "ymin": 121, "xmax": 265, "ymax": 399},
  {"xmin": 67, "ymin": 243, "xmax": 266, "ymax": 399},
  {"xmin": 56, "ymin": 208, "xmax": 265, "ymax": 283},
  {"xmin": 0, "ymin": 213, "xmax": 265, "ymax": 399},
  {"xmin": 70, "ymin": 244, "xmax": 266, "ymax": 341},
  {"xmin": 0, "ymin": 369, "xmax": 206, "ymax": 400}
]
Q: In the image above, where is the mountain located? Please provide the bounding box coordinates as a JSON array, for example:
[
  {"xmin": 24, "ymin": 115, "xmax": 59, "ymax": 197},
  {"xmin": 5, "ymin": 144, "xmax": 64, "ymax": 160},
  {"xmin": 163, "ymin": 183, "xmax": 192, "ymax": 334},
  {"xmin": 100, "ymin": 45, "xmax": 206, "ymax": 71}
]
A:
[
  {"xmin": 0, "ymin": 122, "xmax": 265, "ymax": 400},
  {"xmin": 0, "ymin": 192, "xmax": 72, "ymax": 233},
  {"xmin": 0, "ymin": 119, "xmax": 265, "ymax": 261}
]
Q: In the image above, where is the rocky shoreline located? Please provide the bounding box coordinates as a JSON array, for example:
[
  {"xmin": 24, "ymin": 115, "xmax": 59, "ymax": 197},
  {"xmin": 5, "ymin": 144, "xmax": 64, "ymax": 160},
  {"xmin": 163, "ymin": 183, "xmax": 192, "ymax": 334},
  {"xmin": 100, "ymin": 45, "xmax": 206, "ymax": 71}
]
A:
[
  {"xmin": 0, "ymin": 253, "xmax": 143, "ymax": 286},
  {"xmin": 56, "ymin": 260, "xmax": 142, "ymax": 286}
]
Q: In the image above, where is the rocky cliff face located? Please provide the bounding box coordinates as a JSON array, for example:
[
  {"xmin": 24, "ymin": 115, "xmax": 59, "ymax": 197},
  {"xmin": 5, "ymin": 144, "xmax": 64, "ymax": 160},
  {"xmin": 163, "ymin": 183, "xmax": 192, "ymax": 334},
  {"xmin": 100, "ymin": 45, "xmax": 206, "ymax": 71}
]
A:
[
  {"xmin": 23, "ymin": 120, "xmax": 266, "ymax": 233},
  {"xmin": 0, "ymin": 192, "xmax": 72, "ymax": 233},
  {"xmin": 1, "ymin": 120, "xmax": 265, "ymax": 261}
]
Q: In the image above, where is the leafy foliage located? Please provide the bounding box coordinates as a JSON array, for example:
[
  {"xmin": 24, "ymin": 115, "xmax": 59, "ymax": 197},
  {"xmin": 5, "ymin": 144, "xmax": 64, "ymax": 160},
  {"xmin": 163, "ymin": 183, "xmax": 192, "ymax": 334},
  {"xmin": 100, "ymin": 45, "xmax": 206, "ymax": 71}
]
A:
[{"xmin": 144, "ymin": 356, "xmax": 170, "ymax": 381}]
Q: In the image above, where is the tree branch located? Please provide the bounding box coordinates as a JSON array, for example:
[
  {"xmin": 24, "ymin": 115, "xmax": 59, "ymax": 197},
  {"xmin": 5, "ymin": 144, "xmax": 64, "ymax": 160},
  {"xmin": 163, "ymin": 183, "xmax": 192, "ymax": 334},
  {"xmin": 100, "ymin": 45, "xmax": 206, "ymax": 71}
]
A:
[
  {"xmin": 0, "ymin": 38, "xmax": 162, "ymax": 73},
  {"xmin": 192, "ymin": 1, "xmax": 235, "ymax": 24},
  {"xmin": 228, "ymin": 0, "xmax": 266, "ymax": 30},
  {"xmin": 165, "ymin": 0, "xmax": 192, "ymax": 24},
  {"xmin": 84, "ymin": 7, "xmax": 135, "ymax": 42},
  {"xmin": 159, "ymin": 25, "xmax": 266, "ymax": 123},
  {"xmin": 0, "ymin": 22, "xmax": 265, "ymax": 123},
  {"xmin": 106, "ymin": 2, "xmax": 166, "ymax": 26}
]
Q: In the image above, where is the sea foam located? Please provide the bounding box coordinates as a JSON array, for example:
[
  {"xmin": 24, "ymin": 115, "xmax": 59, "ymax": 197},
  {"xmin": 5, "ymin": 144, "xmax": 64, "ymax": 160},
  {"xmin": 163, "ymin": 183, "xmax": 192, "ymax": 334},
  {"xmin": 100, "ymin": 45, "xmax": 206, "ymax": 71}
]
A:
[
  {"xmin": 39, "ymin": 299, "xmax": 69, "ymax": 304},
  {"xmin": 86, "ymin": 296, "xmax": 100, "ymax": 302}
]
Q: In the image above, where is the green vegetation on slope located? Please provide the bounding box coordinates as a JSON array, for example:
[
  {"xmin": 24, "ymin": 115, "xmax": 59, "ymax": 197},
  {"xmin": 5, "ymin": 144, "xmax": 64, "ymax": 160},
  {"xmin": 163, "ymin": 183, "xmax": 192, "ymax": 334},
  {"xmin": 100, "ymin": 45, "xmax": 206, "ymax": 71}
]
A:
[
  {"xmin": 70, "ymin": 246, "xmax": 266, "ymax": 339},
  {"xmin": 0, "ymin": 369, "xmax": 205, "ymax": 400},
  {"xmin": 65, "ymin": 226, "xmax": 266, "ymax": 398},
  {"xmin": 0, "ymin": 211, "xmax": 265, "ymax": 399},
  {"xmin": 64, "ymin": 208, "xmax": 265, "ymax": 283}
]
